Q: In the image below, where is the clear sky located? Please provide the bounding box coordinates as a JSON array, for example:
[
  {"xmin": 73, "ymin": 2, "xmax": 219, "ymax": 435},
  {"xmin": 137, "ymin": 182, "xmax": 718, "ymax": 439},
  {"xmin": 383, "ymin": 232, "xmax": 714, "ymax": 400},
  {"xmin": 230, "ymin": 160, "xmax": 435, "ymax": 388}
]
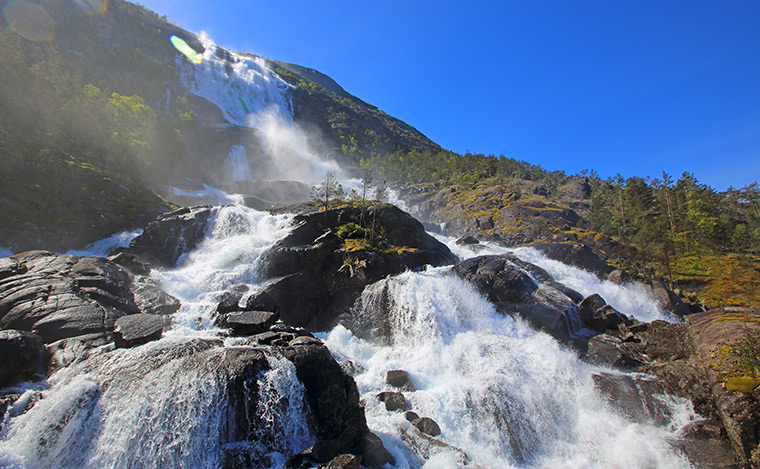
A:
[{"xmin": 137, "ymin": 0, "xmax": 760, "ymax": 190}]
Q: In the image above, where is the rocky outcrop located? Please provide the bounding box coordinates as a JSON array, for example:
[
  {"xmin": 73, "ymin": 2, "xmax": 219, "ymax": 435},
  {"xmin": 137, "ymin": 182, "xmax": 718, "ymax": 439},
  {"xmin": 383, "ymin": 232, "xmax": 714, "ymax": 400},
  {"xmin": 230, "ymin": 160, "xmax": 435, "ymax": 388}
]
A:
[
  {"xmin": 587, "ymin": 310, "xmax": 760, "ymax": 467},
  {"xmin": 0, "ymin": 251, "xmax": 180, "ymax": 361},
  {"xmin": 687, "ymin": 310, "xmax": 760, "ymax": 467},
  {"xmin": 529, "ymin": 242, "xmax": 613, "ymax": 278},
  {"xmin": 123, "ymin": 206, "xmax": 215, "ymax": 268},
  {"xmin": 237, "ymin": 204, "xmax": 456, "ymax": 331}
]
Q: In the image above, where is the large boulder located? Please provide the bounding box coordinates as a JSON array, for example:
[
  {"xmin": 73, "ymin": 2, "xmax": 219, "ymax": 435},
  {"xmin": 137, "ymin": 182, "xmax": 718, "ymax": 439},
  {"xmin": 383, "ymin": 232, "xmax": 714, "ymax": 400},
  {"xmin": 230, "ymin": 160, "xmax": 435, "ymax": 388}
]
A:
[
  {"xmin": 123, "ymin": 206, "xmax": 215, "ymax": 268},
  {"xmin": 0, "ymin": 330, "xmax": 47, "ymax": 387},
  {"xmin": 648, "ymin": 280, "xmax": 691, "ymax": 317},
  {"xmin": 0, "ymin": 251, "xmax": 179, "ymax": 351},
  {"xmin": 451, "ymin": 254, "xmax": 584, "ymax": 344},
  {"xmin": 528, "ymin": 242, "xmax": 612, "ymax": 278},
  {"xmin": 242, "ymin": 204, "xmax": 457, "ymax": 331}
]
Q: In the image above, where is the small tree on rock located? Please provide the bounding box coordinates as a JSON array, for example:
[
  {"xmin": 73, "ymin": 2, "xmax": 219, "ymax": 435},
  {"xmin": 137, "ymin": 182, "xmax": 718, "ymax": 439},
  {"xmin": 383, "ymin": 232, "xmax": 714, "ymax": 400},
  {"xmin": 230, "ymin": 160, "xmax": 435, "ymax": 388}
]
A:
[{"xmin": 311, "ymin": 172, "xmax": 343, "ymax": 210}]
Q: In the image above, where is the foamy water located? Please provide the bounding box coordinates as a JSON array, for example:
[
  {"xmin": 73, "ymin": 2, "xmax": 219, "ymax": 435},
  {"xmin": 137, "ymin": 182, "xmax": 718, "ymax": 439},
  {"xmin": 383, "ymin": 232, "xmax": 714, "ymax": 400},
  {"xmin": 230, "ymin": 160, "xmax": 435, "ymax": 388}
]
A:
[{"xmin": 321, "ymin": 269, "xmax": 695, "ymax": 468}]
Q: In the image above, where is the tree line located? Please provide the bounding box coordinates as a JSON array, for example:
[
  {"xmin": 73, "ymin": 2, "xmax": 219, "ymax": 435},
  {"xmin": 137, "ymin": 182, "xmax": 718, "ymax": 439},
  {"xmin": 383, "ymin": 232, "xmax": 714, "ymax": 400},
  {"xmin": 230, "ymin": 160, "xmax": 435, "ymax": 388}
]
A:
[{"xmin": 360, "ymin": 148, "xmax": 760, "ymax": 263}]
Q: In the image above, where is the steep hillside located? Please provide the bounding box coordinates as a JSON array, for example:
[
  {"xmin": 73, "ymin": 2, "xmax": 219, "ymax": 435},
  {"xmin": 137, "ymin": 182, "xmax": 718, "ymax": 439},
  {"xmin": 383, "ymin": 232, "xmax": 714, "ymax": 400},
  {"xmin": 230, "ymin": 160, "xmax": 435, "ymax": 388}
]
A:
[{"xmin": 0, "ymin": 0, "xmax": 436, "ymax": 252}]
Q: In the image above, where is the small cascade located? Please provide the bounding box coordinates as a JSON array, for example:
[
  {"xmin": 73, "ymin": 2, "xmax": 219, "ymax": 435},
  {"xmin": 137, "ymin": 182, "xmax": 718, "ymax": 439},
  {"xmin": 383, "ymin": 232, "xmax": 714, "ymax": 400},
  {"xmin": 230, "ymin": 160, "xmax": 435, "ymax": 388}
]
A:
[
  {"xmin": 322, "ymin": 269, "xmax": 695, "ymax": 468},
  {"xmin": 227, "ymin": 145, "xmax": 253, "ymax": 181}
]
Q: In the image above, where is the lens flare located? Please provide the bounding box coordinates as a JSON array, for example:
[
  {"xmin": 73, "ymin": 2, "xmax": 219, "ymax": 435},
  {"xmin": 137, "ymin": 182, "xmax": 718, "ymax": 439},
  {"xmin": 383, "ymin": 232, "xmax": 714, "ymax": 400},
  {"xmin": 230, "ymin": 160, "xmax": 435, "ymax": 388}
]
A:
[
  {"xmin": 170, "ymin": 35, "xmax": 203, "ymax": 65},
  {"xmin": 2, "ymin": 1, "xmax": 56, "ymax": 42},
  {"xmin": 73, "ymin": 0, "xmax": 108, "ymax": 16}
]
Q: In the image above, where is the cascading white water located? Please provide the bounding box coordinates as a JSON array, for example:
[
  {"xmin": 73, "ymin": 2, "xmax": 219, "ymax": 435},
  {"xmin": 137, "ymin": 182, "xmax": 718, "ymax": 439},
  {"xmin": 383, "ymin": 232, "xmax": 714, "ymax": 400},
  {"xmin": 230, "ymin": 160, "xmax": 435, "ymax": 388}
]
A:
[
  {"xmin": 179, "ymin": 37, "xmax": 293, "ymax": 127},
  {"xmin": 65, "ymin": 229, "xmax": 144, "ymax": 258},
  {"xmin": 0, "ymin": 205, "xmax": 318, "ymax": 469},
  {"xmin": 227, "ymin": 145, "xmax": 254, "ymax": 181},
  {"xmin": 436, "ymin": 234, "xmax": 675, "ymax": 324},
  {"xmin": 321, "ymin": 269, "xmax": 695, "ymax": 468}
]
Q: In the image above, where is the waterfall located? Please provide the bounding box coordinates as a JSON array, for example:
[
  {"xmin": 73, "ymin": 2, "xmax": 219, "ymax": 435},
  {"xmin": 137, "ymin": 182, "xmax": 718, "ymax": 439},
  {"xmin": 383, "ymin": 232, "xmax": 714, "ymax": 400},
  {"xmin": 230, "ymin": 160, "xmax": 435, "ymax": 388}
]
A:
[
  {"xmin": 227, "ymin": 145, "xmax": 253, "ymax": 182},
  {"xmin": 0, "ymin": 206, "xmax": 318, "ymax": 468},
  {"xmin": 321, "ymin": 269, "xmax": 695, "ymax": 468},
  {"xmin": 178, "ymin": 38, "xmax": 293, "ymax": 127}
]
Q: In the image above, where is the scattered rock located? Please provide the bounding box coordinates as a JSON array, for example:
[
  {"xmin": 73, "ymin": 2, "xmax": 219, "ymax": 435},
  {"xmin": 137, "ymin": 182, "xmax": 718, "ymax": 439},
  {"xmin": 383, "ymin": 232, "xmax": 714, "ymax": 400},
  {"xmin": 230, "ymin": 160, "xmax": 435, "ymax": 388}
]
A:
[
  {"xmin": 377, "ymin": 391, "xmax": 410, "ymax": 411},
  {"xmin": 0, "ymin": 330, "xmax": 47, "ymax": 387},
  {"xmin": 113, "ymin": 314, "xmax": 164, "ymax": 348},
  {"xmin": 386, "ymin": 369, "xmax": 415, "ymax": 391},
  {"xmin": 361, "ymin": 432, "xmax": 396, "ymax": 469},
  {"xmin": 649, "ymin": 280, "xmax": 691, "ymax": 317},
  {"xmin": 412, "ymin": 417, "xmax": 441, "ymax": 437},
  {"xmin": 529, "ymin": 242, "xmax": 612, "ymax": 278},
  {"xmin": 289, "ymin": 336, "xmax": 323, "ymax": 346},
  {"xmin": 586, "ymin": 334, "xmax": 644, "ymax": 369},
  {"xmin": 607, "ymin": 269, "xmax": 630, "ymax": 285},
  {"xmin": 404, "ymin": 411, "xmax": 419, "ymax": 422},
  {"xmin": 224, "ymin": 311, "xmax": 279, "ymax": 335},
  {"xmin": 578, "ymin": 294, "xmax": 630, "ymax": 332},
  {"xmin": 455, "ymin": 236, "xmax": 479, "ymax": 245},
  {"xmin": 673, "ymin": 420, "xmax": 740, "ymax": 469},
  {"xmin": 319, "ymin": 454, "xmax": 361, "ymax": 469}
]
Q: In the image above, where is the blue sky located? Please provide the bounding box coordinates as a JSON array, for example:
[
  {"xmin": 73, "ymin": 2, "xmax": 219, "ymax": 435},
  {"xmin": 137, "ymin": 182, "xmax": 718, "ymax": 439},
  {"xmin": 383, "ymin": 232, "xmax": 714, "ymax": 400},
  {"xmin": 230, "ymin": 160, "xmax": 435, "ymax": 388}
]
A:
[{"xmin": 138, "ymin": 0, "xmax": 760, "ymax": 190}]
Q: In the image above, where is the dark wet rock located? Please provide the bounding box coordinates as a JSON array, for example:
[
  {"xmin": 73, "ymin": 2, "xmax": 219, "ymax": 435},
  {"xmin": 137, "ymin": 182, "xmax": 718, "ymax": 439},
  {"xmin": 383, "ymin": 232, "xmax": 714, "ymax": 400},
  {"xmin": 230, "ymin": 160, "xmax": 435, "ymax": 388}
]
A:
[
  {"xmin": 339, "ymin": 360, "xmax": 366, "ymax": 377},
  {"xmin": 215, "ymin": 286, "xmax": 248, "ymax": 316},
  {"xmin": 0, "ymin": 393, "xmax": 20, "ymax": 424},
  {"xmin": 607, "ymin": 269, "xmax": 630, "ymax": 285},
  {"xmin": 113, "ymin": 314, "xmax": 164, "ymax": 348},
  {"xmin": 251, "ymin": 331, "xmax": 281, "ymax": 345},
  {"xmin": 586, "ymin": 334, "xmax": 644, "ymax": 369},
  {"xmin": 123, "ymin": 206, "xmax": 215, "ymax": 268},
  {"xmin": 319, "ymin": 454, "xmax": 361, "ymax": 469},
  {"xmin": 529, "ymin": 242, "xmax": 612, "ymax": 278},
  {"xmin": 404, "ymin": 411, "xmax": 420, "ymax": 422},
  {"xmin": 648, "ymin": 280, "xmax": 691, "ymax": 317},
  {"xmin": 386, "ymin": 369, "xmax": 415, "ymax": 392},
  {"xmin": 289, "ymin": 336, "xmax": 323, "ymax": 346},
  {"xmin": 455, "ymin": 236, "xmax": 479, "ymax": 245},
  {"xmin": 130, "ymin": 276, "xmax": 181, "ymax": 316},
  {"xmin": 452, "ymin": 254, "xmax": 582, "ymax": 344},
  {"xmin": 592, "ymin": 372, "xmax": 671, "ymax": 425},
  {"xmin": 361, "ymin": 432, "xmax": 396, "ymax": 469},
  {"xmin": 412, "ymin": 417, "xmax": 441, "ymax": 437},
  {"xmin": 0, "ymin": 330, "xmax": 47, "ymax": 387},
  {"xmin": 279, "ymin": 344, "xmax": 368, "ymax": 457},
  {"xmin": 248, "ymin": 204, "xmax": 456, "ymax": 331},
  {"xmin": 224, "ymin": 311, "xmax": 279, "ymax": 335},
  {"xmin": 377, "ymin": 391, "xmax": 409, "ymax": 412},
  {"xmin": 47, "ymin": 333, "xmax": 111, "ymax": 371},
  {"xmin": 577, "ymin": 294, "xmax": 631, "ymax": 332},
  {"xmin": 495, "ymin": 303, "xmax": 573, "ymax": 343},
  {"xmin": 0, "ymin": 251, "xmax": 179, "ymax": 349},
  {"xmin": 672, "ymin": 420, "xmax": 741, "ymax": 469}
]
